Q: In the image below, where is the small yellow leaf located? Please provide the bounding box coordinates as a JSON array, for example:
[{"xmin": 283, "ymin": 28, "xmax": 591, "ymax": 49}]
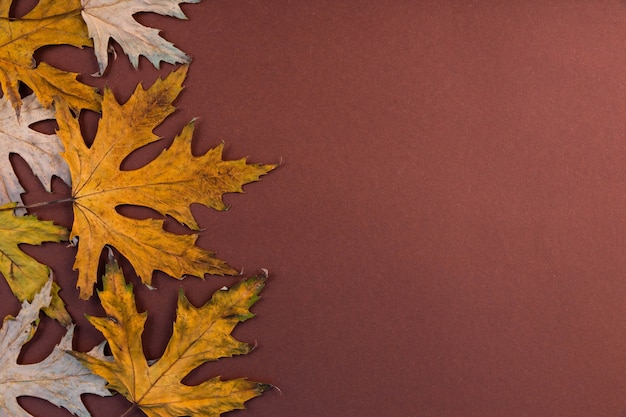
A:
[
  {"xmin": 0, "ymin": 203, "xmax": 70, "ymax": 324},
  {"xmin": 74, "ymin": 255, "xmax": 270, "ymax": 417},
  {"xmin": 56, "ymin": 66, "xmax": 276, "ymax": 298},
  {"xmin": 0, "ymin": 0, "xmax": 101, "ymax": 112}
]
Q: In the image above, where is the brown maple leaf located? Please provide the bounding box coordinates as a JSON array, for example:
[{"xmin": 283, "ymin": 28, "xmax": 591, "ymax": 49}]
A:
[
  {"xmin": 55, "ymin": 66, "xmax": 276, "ymax": 299},
  {"xmin": 73, "ymin": 254, "xmax": 270, "ymax": 417},
  {"xmin": 0, "ymin": 0, "xmax": 100, "ymax": 112}
]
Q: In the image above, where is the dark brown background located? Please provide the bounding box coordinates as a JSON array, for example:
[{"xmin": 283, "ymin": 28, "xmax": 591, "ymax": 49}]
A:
[{"xmin": 7, "ymin": 1, "xmax": 626, "ymax": 416}]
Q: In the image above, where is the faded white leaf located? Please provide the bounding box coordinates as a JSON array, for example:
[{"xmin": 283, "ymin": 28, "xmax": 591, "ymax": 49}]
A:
[
  {"xmin": 0, "ymin": 278, "xmax": 110, "ymax": 417},
  {"xmin": 0, "ymin": 94, "xmax": 70, "ymax": 211},
  {"xmin": 81, "ymin": 0, "xmax": 201, "ymax": 75}
]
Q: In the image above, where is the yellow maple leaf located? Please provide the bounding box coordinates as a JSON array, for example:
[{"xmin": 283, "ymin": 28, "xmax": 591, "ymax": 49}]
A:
[
  {"xmin": 74, "ymin": 254, "xmax": 270, "ymax": 417},
  {"xmin": 0, "ymin": 0, "xmax": 100, "ymax": 112},
  {"xmin": 55, "ymin": 66, "xmax": 276, "ymax": 299},
  {"xmin": 0, "ymin": 203, "xmax": 70, "ymax": 324}
]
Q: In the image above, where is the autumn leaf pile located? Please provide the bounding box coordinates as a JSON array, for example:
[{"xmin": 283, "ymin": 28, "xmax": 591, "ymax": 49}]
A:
[{"xmin": 0, "ymin": 1, "xmax": 275, "ymax": 416}]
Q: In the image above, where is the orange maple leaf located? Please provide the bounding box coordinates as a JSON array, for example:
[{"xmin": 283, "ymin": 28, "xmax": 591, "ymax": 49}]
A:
[
  {"xmin": 74, "ymin": 255, "xmax": 270, "ymax": 417},
  {"xmin": 55, "ymin": 66, "xmax": 276, "ymax": 299}
]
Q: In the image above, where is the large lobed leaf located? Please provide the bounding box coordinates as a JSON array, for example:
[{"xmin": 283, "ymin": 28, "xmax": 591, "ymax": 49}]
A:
[
  {"xmin": 0, "ymin": 203, "xmax": 70, "ymax": 324},
  {"xmin": 56, "ymin": 66, "xmax": 276, "ymax": 299},
  {"xmin": 81, "ymin": 0, "xmax": 201, "ymax": 75},
  {"xmin": 0, "ymin": 278, "xmax": 109, "ymax": 417},
  {"xmin": 0, "ymin": 94, "xmax": 71, "ymax": 210},
  {"xmin": 74, "ymin": 254, "xmax": 270, "ymax": 417},
  {"xmin": 0, "ymin": 0, "xmax": 100, "ymax": 112}
]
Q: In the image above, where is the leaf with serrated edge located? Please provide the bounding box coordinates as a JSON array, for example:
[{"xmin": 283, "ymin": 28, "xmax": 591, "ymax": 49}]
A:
[
  {"xmin": 0, "ymin": 203, "xmax": 70, "ymax": 324},
  {"xmin": 0, "ymin": 0, "xmax": 100, "ymax": 112},
  {"xmin": 0, "ymin": 94, "xmax": 71, "ymax": 211},
  {"xmin": 74, "ymin": 254, "xmax": 270, "ymax": 417},
  {"xmin": 0, "ymin": 278, "xmax": 110, "ymax": 417},
  {"xmin": 56, "ymin": 66, "xmax": 276, "ymax": 299},
  {"xmin": 81, "ymin": 0, "xmax": 201, "ymax": 75}
]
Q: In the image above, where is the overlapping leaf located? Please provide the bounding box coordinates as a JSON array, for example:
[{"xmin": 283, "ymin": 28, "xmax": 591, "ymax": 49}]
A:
[
  {"xmin": 0, "ymin": 94, "xmax": 70, "ymax": 210},
  {"xmin": 74, "ymin": 255, "xmax": 269, "ymax": 417},
  {"xmin": 1, "ymin": 3, "xmax": 275, "ymax": 416},
  {"xmin": 0, "ymin": 203, "xmax": 70, "ymax": 324},
  {"xmin": 0, "ymin": 278, "xmax": 109, "ymax": 417},
  {"xmin": 81, "ymin": 0, "xmax": 201, "ymax": 75},
  {"xmin": 55, "ymin": 66, "xmax": 276, "ymax": 298},
  {"xmin": 0, "ymin": 0, "xmax": 100, "ymax": 112}
]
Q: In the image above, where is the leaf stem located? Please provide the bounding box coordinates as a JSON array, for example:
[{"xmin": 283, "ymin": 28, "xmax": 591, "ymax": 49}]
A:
[
  {"xmin": 0, "ymin": 197, "xmax": 75, "ymax": 211},
  {"xmin": 119, "ymin": 404, "xmax": 139, "ymax": 417}
]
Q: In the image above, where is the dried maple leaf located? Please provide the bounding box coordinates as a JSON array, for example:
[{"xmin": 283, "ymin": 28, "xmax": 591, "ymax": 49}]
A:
[
  {"xmin": 0, "ymin": 278, "xmax": 110, "ymax": 417},
  {"xmin": 55, "ymin": 66, "xmax": 276, "ymax": 299},
  {"xmin": 74, "ymin": 254, "xmax": 270, "ymax": 417},
  {"xmin": 0, "ymin": 0, "xmax": 100, "ymax": 112},
  {"xmin": 0, "ymin": 203, "xmax": 71, "ymax": 324},
  {"xmin": 81, "ymin": 0, "xmax": 200, "ymax": 75},
  {"xmin": 0, "ymin": 94, "xmax": 70, "ymax": 210}
]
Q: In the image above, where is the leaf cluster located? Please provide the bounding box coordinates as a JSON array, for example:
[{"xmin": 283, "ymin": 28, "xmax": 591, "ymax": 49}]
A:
[{"xmin": 0, "ymin": 1, "xmax": 275, "ymax": 416}]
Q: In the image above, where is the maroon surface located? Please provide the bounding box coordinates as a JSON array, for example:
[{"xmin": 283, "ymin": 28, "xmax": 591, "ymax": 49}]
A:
[{"xmin": 8, "ymin": 1, "xmax": 626, "ymax": 416}]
